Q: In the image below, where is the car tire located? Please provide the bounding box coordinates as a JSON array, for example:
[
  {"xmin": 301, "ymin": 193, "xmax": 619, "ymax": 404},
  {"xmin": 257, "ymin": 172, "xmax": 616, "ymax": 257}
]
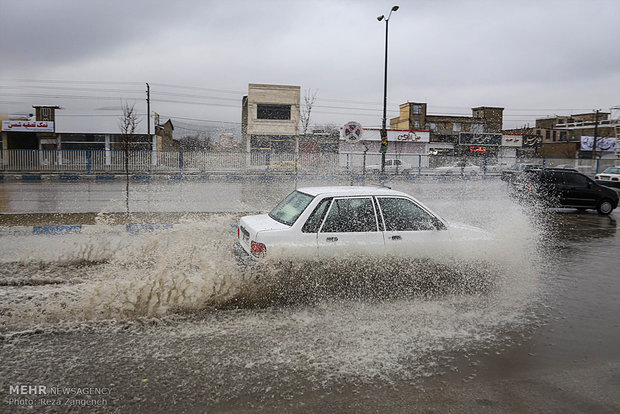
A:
[{"xmin": 597, "ymin": 199, "xmax": 614, "ymax": 215}]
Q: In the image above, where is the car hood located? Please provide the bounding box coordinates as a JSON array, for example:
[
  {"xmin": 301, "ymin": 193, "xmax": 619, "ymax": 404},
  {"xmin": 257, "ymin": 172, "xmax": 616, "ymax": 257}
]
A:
[{"xmin": 446, "ymin": 221, "xmax": 493, "ymax": 241}]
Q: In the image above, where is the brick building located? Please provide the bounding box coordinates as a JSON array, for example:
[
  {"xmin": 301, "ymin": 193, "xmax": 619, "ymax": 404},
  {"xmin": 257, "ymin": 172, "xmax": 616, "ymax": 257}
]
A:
[{"xmin": 390, "ymin": 102, "xmax": 504, "ymax": 156}]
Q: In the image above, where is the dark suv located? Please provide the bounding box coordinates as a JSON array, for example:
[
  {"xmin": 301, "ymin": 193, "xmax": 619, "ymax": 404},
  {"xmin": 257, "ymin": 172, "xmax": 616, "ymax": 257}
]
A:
[{"xmin": 512, "ymin": 168, "xmax": 619, "ymax": 215}]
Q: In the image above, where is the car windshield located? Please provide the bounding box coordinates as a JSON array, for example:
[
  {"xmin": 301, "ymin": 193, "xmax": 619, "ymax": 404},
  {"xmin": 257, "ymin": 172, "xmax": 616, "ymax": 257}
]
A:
[
  {"xmin": 269, "ymin": 190, "xmax": 314, "ymax": 226},
  {"xmin": 603, "ymin": 167, "xmax": 620, "ymax": 174}
]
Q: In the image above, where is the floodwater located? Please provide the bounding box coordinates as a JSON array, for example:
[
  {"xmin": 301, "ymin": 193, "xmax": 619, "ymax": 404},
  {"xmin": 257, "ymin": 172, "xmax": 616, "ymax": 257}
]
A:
[{"xmin": 0, "ymin": 177, "xmax": 619, "ymax": 413}]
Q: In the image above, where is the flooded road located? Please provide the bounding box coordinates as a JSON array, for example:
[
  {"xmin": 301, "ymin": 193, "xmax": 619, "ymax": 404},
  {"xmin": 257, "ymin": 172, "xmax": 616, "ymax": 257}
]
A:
[{"xmin": 0, "ymin": 178, "xmax": 619, "ymax": 413}]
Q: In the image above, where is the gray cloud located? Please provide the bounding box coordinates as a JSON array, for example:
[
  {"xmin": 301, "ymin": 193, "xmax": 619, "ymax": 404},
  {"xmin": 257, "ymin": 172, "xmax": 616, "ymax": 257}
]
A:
[{"xmin": 1, "ymin": 0, "xmax": 618, "ymax": 130}]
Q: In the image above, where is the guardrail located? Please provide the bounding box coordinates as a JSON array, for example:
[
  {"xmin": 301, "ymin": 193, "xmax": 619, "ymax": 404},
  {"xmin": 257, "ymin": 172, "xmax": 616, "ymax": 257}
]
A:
[{"xmin": 0, "ymin": 149, "xmax": 617, "ymax": 175}]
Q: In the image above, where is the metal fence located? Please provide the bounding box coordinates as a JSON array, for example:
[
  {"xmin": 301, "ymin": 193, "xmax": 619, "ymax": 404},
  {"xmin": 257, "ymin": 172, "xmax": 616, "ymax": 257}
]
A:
[{"xmin": 0, "ymin": 149, "xmax": 618, "ymax": 175}]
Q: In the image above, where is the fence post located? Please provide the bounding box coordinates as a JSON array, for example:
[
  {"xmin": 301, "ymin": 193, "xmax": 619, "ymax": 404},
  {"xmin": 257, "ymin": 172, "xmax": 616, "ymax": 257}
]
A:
[
  {"xmin": 418, "ymin": 154, "xmax": 422, "ymax": 175},
  {"xmin": 179, "ymin": 151, "xmax": 183, "ymax": 173},
  {"xmin": 346, "ymin": 153, "xmax": 350, "ymax": 171},
  {"xmin": 595, "ymin": 158, "xmax": 600, "ymax": 173},
  {"xmin": 87, "ymin": 150, "xmax": 91, "ymax": 174}
]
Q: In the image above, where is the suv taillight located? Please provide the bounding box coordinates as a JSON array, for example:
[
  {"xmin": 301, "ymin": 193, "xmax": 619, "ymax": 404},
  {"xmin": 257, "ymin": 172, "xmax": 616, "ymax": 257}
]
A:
[
  {"xmin": 613, "ymin": 177, "xmax": 619, "ymax": 182},
  {"xmin": 251, "ymin": 241, "xmax": 266, "ymax": 258}
]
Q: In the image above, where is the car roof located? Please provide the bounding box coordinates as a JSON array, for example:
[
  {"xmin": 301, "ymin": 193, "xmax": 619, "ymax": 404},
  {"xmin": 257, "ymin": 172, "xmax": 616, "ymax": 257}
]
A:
[{"xmin": 297, "ymin": 186, "xmax": 409, "ymax": 198}]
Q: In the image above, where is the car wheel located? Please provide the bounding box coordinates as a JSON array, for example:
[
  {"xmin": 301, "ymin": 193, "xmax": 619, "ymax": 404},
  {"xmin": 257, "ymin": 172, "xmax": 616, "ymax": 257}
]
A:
[{"xmin": 597, "ymin": 199, "xmax": 614, "ymax": 215}]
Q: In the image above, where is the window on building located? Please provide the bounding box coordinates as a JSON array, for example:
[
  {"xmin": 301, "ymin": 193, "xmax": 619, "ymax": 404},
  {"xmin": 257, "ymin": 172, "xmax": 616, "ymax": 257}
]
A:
[
  {"xmin": 414, "ymin": 120, "xmax": 420, "ymax": 129},
  {"xmin": 553, "ymin": 131, "xmax": 557, "ymax": 141},
  {"xmin": 257, "ymin": 104, "xmax": 291, "ymax": 120},
  {"xmin": 472, "ymin": 124, "xmax": 484, "ymax": 133},
  {"xmin": 545, "ymin": 130, "xmax": 550, "ymax": 140},
  {"xmin": 429, "ymin": 123, "xmax": 437, "ymax": 131},
  {"xmin": 413, "ymin": 105, "xmax": 422, "ymax": 115},
  {"xmin": 536, "ymin": 129, "xmax": 541, "ymax": 136},
  {"xmin": 557, "ymin": 118, "xmax": 564, "ymax": 124},
  {"xmin": 453, "ymin": 122, "xmax": 461, "ymax": 132},
  {"xmin": 560, "ymin": 131, "xmax": 567, "ymax": 140}
]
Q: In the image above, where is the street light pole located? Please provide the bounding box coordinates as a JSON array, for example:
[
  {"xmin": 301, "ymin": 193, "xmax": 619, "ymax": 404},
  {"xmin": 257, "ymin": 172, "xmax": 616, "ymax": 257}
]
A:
[{"xmin": 378, "ymin": 6, "xmax": 398, "ymax": 173}]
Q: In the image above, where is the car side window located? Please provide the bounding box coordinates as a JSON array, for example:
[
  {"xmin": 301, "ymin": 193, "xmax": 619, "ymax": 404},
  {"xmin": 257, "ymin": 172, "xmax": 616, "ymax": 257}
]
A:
[
  {"xmin": 378, "ymin": 197, "xmax": 437, "ymax": 231},
  {"xmin": 321, "ymin": 197, "xmax": 377, "ymax": 233},
  {"xmin": 563, "ymin": 173, "xmax": 588, "ymax": 187},
  {"xmin": 301, "ymin": 198, "xmax": 332, "ymax": 233}
]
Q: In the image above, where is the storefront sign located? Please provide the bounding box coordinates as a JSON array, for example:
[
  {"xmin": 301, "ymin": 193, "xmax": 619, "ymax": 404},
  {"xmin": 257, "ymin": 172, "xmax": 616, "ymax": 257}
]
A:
[
  {"xmin": 458, "ymin": 133, "xmax": 502, "ymax": 146},
  {"xmin": 2, "ymin": 120, "xmax": 54, "ymax": 132},
  {"xmin": 340, "ymin": 128, "xmax": 430, "ymax": 143},
  {"xmin": 501, "ymin": 134, "xmax": 522, "ymax": 147}
]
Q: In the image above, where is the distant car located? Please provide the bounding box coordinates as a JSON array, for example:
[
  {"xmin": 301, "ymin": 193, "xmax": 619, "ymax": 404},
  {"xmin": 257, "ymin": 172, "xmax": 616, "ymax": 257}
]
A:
[
  {"xmin": 594, "ymin": 167, "xmax": 620, "ymax": 188},
  {"xmin": 234, "ymin": 186, "xmax": 491, "ymax": 262},
  {"xmin": 366, "ymin": 159, "xmax": 412, "ymax": 174},
  {"xmin": 435, "ymin": 161, "xmax": 480, "ymax": 176},
  {"xmin": 512, "ymin": 168, "xmax": 619, "ymax": 215},
  {"xmin": 500, "ymin": 163, "xmax": 541, "ymax": 182},
  {"xmin": 268, "ymin": 160, "xmax": 299, "ymax": 172}
]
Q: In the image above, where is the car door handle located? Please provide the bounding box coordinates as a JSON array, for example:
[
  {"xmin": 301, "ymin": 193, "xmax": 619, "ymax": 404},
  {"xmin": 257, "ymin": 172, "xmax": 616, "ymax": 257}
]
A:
[
  {"xmin": 391, "ymin": 235, "xmax": 402, "ymax": 240},
  {"xmin": 326, "ymin": 237, "xmax": 338, "ymax": 242}
]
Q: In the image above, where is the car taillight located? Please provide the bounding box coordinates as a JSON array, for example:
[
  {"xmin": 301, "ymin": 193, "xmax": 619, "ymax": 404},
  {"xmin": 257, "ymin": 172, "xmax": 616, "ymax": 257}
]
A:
[
  {"xmin": 251, "ymin": 241, "xmax": 266, "ymax": 258},
  {"xmin": 237, "ymin": 226, "xmax": 240, "ymax": 239},
  {"xmin": 595, "ymin": 175, "xmax": 600, "ymax": 179},
  {"xmin": 613, "ymin": 177, "xmax": 619, "ymax": 182}
]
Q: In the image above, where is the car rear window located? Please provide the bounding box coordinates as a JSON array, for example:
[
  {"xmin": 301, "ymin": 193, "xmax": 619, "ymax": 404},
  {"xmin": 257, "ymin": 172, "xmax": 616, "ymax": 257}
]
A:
[{"xmin": 269, "ymin": 191, "xmax": 314, "ymax": 226}]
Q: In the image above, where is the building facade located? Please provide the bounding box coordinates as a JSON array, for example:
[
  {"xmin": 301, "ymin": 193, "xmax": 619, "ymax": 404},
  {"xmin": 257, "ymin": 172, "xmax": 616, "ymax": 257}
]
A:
[
  {"xmin": 390, "ymin": 102, "xmax": 504, "ymax": 156},
  {"xmin": 504, "ymin": 110, "xmax": 618, "ymax": 159},
  {"xmin": 241, "ymin": 83, "xmax": 300, "ymax": 153}
]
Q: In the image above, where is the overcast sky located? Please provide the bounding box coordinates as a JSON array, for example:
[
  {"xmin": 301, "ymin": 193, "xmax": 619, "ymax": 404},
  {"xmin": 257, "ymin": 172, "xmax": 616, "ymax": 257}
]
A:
[{"xmin": 1, "ymin": 0, "xmax": 619, "ymax": 134}]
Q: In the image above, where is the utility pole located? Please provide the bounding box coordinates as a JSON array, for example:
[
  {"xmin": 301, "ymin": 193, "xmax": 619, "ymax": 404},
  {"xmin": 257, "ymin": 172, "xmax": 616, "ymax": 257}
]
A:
[
  {"xmin": 591, "ymin": 109, "xmax": 599, "ymax": 159},
  {"xmin": 146, "ymin": 83, "xmax": 151, "ymax": 136}
]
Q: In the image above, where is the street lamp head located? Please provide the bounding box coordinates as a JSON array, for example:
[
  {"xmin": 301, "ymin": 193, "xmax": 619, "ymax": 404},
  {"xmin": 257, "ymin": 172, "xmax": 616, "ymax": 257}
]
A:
[
  {"xmin": 391, "ymin": 5, "xmax": 399, "ymax": 12},
  {"xmin": 377, "ymin": 15, "xmax": 385, "ymax": 21}
]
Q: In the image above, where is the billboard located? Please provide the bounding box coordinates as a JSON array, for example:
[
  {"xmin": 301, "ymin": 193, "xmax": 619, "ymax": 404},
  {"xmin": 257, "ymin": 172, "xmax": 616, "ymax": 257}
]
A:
[
  {"xmin": 2, "ymin": 120, "xmax": 54, "ymax": 132},
  {"xmin": 340, "ymin": 128, "xmax": 429, "ymax": 143},
  {"xmin": 458, "ymin": 133, "xmax": 502, "ymax": 146},
  {"xmin": 501, "ymin": 134, "xmax": 523, "ymax": 147},
  {"xmin": 580, "ymin": 136, "xmax": 617, "ymax": 152}
]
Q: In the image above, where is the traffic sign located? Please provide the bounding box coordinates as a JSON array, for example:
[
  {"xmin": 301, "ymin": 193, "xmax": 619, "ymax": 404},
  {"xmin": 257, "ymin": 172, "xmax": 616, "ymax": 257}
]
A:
[{"xmin": 343, "ymin": 121, "xmax": 363, "ymax": 143}]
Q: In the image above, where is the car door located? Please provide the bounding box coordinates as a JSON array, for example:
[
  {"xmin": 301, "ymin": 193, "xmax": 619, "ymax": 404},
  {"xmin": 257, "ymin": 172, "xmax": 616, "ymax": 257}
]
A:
[
  {"xmin": 317, "ymin": 197, "xmax": 385, "ymax": 257},
  {"xmin": 562, "ymin": 172, "xmax": 598, "ymax": 207},
  {"xmin": 376, "ymin": 196, "xmax": 448, "ymax": 257}
]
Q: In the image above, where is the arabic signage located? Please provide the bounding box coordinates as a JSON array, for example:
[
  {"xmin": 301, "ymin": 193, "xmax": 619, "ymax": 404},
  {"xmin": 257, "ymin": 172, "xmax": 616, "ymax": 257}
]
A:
[
  {"xmin": 580, "ymin": 136, "xmax": 617, "ymax": 152},
  {"xmin": 340, "ymin": 128, "xmax": 430, "ymax": 143},
  {"xmin": 458, "ymin": 133, "xmax": 502, "ymax": 146},
  {"xmin": 501, "ymin": 134, "xmax": 523, "ymax": 147},
  {"xmin": 2, "ymin": 120, "xmax": 54, "ymax": 132},
  {"xmin": 522, "ymin": 134, "xmax": 542, "ymax": 147}
]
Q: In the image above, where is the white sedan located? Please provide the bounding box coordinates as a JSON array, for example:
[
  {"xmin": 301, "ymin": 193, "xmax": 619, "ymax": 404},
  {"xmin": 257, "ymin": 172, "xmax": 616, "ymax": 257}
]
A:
[
  {"xmin": 235, "ymin": 186, "xmax": 490, "ymax": 262},
  {"xmin": 434, "ymin": 161, "xmax": 481, "ymax": 175},
  {"xmin": 595, "ymin": 167, "xmax": 620, "ymax": 188}
]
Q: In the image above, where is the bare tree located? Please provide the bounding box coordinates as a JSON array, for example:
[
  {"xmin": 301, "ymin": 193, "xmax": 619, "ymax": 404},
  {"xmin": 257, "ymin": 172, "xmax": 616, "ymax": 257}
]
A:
[
  {"xmin": 118, "ymin": 101, "xmax": 141, "ymax": 215},
  {"xmin": 300, "ymin": 89, "xmax": 318, "ymax": 135}
]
